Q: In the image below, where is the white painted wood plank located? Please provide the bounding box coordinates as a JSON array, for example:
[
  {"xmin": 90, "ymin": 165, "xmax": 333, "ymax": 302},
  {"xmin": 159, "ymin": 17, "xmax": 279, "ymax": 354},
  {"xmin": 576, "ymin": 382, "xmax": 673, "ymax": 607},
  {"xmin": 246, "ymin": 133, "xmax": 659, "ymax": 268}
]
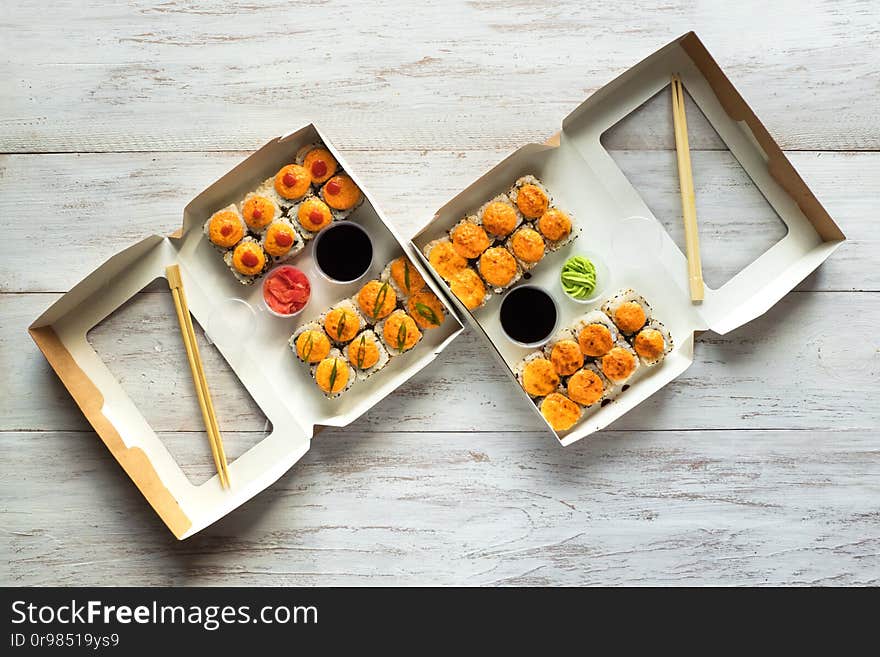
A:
[
  {"xmin": 1, "ymin": 1, "xmax": 878, "ymax": 152},
  {"xmin": 0, "ymin": 150, "xmax": 873, "ymax": 293},
  {"xmin": 2, "ymin": 429, "xmax": 877, "ymax": 586},
  {"xmin": 4, "ymin": 290, "xmax": 878, "ymax": 434}
]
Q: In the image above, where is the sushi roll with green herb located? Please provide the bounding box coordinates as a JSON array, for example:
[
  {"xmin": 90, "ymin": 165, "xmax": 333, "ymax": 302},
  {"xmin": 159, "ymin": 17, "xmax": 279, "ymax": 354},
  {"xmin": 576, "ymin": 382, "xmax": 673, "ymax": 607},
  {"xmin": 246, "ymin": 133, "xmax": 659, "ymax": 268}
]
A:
[
  {"xmin": 321, "ymin": 300, "xmax": 365, "ymax": 345},
  {"xmin": 407, "ymin": 289, "xmax": 445, "ymax": 330},
  {"xmin": 311, "ymin": 349, "xmax": 356, "ymax": 399},
  {"xmin": 344, "ymin": 330, "xmax": 390, "ymax": 380},
  {"xmin": 382, "ymin": 255, "xmax": 426, "ymax": 299},
  {"xmin": 289, "ymin": 322, "xmax": 332, "ymax": 364},
  {"xmin": 376, "ymin": 309, "xmax": 422, "ymax": 356},
  {"xmin": 356, "ymin": 279, "xmax": 397, "ymax": 324}
]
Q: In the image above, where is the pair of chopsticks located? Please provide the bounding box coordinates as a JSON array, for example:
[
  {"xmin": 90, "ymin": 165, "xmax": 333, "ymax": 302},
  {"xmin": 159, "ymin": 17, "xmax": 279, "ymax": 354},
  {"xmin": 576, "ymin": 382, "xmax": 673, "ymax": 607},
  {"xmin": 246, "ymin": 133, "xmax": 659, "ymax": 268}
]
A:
[
  {"xmin": 166, "ymin": 264, "xmax": 231, "ymax": 488},
  {"xmin": 671, "ymin": 74, "xmax": 704, "ymax": 302}
]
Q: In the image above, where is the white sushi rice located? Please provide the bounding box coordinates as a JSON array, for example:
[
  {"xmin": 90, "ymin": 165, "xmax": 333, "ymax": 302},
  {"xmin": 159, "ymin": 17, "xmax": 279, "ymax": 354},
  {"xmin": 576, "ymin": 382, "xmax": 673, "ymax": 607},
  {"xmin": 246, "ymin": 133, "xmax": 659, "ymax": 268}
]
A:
[
  {"xmin": 507, "ymin": 174, "xmax": 553, "ymax": 219},
  {"xmin": 222, "ymin": 236, "xmax": 268, "ymax": 285},
  {"xmin": 476, "ymin": 246, "xmax": 522, "ymax": 294},
  {"xmin": 375, "ymin": 309, "xmax": 423, "ymax": 356},
  {"xmin": 319, "ymin": 299, "xmax": 366, "ymax": 345},
  {"xmin": 601, "ymin": 288, "xmax": 653, "ymax": 335},
  {"xmin": 261, "ymin": 218, "xmax": 305, "ymax": 263},
  {"xmin": 630, "ymin": 319, "xmax": 673, "ymax": 366},
  {"xmin": 309, "ymin": 348, "xmax": 356, "ymax": 399},
  {"xmin": 343, "ymin": 330, "xmax": 390, "ymax": 380},
  {"xmin": 203, "ymin": 204, "xmax": 247, "ymax": 252},
  {"xmin": 474, "ymin": 194, "xmax": 524, "ymax": 240},
  {"xmin": 571, "ymin": 310, "xmax": 620, "ymax": 358},
  {"xmin": 597, "ymin": 338, "xmax": 641, "ymax": 386},
  {"xmin": 289, "ymin": 321, "xmax": 329, "ymax": 363}
]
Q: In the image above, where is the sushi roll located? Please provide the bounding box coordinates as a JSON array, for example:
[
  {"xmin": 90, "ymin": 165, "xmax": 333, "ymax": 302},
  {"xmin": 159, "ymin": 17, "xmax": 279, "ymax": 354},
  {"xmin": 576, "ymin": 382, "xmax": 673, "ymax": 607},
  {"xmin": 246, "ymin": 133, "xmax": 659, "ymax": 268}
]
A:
[
  {"xmin": 407, "ymin": 289, "xmax": 445, "ymax": 330},
  {"xmin": 262, "ymin": 219, "xmax": 304, "ymax": 261},
  {"xmin": 377, "ymin": 309, "xmax": 422, "ymax": 355},
  {"xmin": 631, "ymin": 319, "xmax": 673, "ymax": 366},
  {"xmin": 204, "ymin": 205, "xmax": 246, "ymax": 251},
  {"xmin": 322, "ymin": 300, "xmax": 364, "ymax": 344},
  {"xmin": 572, "ymin": 310, "xmax": 619, "ymax": 358},
  {"xmin": 476, "ymin": 195, "xmax": 522, "ymax": 240},
  {"xmin": 535, "ymin": 207, "xmax": 575, "ymax": 251},
  {"xmin": 240, "ymin": 192, "xmax": 280, "ymax": 233},
  {"xmin": 449, "ymin": 217, "xmax": 491, "ymax": 259},
  {"xmin": 294, "ymin": 195, "xmax": 333, "ymax": 237},
  {"xmin": 223, "ymin": 236, "xmax": 269, "ymax": 284},
  {"xmin": 382, "ymin": 255, "xmax": 426, "ymax": 299},
  {"xmin": 477, "ymin": 246, "xmax": 520, "ymax": 292},
  {"xmin": 509, "ymin": 175, "xmax": 551, "ymax": 220},
  {"xmin": 296, "ymin": 143, "xmax": 339, "ymax": 185},
  {"xmin": 507, "ymin": 225, "xmax": 546, "ymax": 270},
  {"xmin": 599, "ymin": 340, "xmax": 640, "ymax": 385},
  {"xmin": 356, "ymin": 280, "xmax": 397, "ymax": 323},
  {"xmin": 311, "ymin": 349, "xmax": 355, "ymax": 399},
  {"xmin": 344, "ymin": 330, "xmax": 389, "ymax": 380},
  {"xmin": 424, "ymin": 238, "xmax": 467, "ymax": 282},
  {"xmin": 543, "ymin": 329, "xmax": 584, "ymax": 377},
  {"xmin": 273, "ymin": 164, "xmax": 312, "ymax": 206},
  {"xmin": 602, "ymin": 289, "xmax": 651, "ymax": 336},
  {"xmin": 320, "ymin": 174, "xmax": 363, "ymax": 219},
  {"xmin": 566, "ymin": 364, "xmax": 608, "ymax": 407},
  {"xmin": 289, "ymin": 323, "xmax": 332, "ymax": 364},
  {"xmin": 539, "ymin": 393, "xmax": 581, "ymax": 432},
  {"xmin": 448, "ymin": 267, "xmax": 490, "ymax": 311},
  {"xmin": 515, "ymin": 351, "xmax": 560, "ymax": 398}
]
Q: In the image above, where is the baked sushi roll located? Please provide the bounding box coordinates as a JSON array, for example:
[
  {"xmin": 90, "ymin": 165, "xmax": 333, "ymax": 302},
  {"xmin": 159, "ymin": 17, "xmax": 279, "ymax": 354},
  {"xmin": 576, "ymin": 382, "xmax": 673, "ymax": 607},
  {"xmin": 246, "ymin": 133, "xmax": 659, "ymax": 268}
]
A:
[
  {"xmin": 602, "ymin": 289, "xmax": 651, "ymax": 336},
  {"xmin": 424, "ymin": 238, "xmax": 467, "ymax": 282},
  {"xmin": 476, "ymin": 195, "xmax": 522, "ymax": 240},
  {"xmin": 382, "ymin": 255, "xmax": 426, "ymax": 299},
  {"xmin": 573, "ymin": 310, "xmax": 619, "ymax": 358},
  {"xmin": 477, "ymin": 246, "xmax": 520, "ymax": 293},
  {"xmin": 407, "ymin": 289, "xmax": 445, "ymax": 330},
  {"xmin": 289, "ymin": 322, "xmax": 332, "ymax": 364},
  {"xmin": 449, "ymin": 217, "xmax": 491, "ymax": 260},
  {"xmin": 566, "ymin": 364, "xmax": 609, "ymax": 407},
  {"xmin": 356, "ymin": 280, "xmax": 397, "ymax": 324},
  {"xmin": 377, "ymin": 310, "xmax": 422, "ymax": 356},
  {"xmin": 344, "ymin": 330, "xmax": 390, "ymax": 380},
  {"xmin": 631, "ymin": 319, "xmax": 673, "ymax": 366},
  {"xmin": 311, "ymin": 349, "xmax": 356, "ymax": 399},
  {"xmin": 204, "ymin": 205, "xmax": 246, "ymax": 252},
  {"xmin": 320, "ymin": 174, "xmax": 363, "ymax": 219},
  {"xmin": 223, "ymin": 236, "xmax": 269, "ymax": 284},
  {"xmin": 599, "ymin": 339, "xmax": 640, "ymax": 386},
  {"xmin": 261, "ymin": 219, "xmax": 304, "ymax": 262},
  {"xmin": 322, "ymin": 300, "xmax": 365, "ymax": 345},
  {"xmin": 543, "ymin": 329, "xmax": 584, "ymax": 378},
  {"xmin": 539, "ymin": 393, "xmax": 581, "ymax": 433},
  {"xmin": 295, "ymin": 143, "xmax": 339, "ymax": 186},
  {"xmin": 294, "ymin": 195, "xmax": 334, "ymax": 238},
  {"xmin": 508, "ymin": 175, "xmax": 551, "ymax": 220},
  {"xmin": 535, "ymin": 207, "xmax": 576, "ymax": 251},
  {"xmin": 272, "ymin": 164, "xmax": 312, "ymax": 208},
  {"xmin": 515, "ymin": 351, "xmax": 560, "ymax": 398},
  {"xmin": 506, "ymin": 225, "xmax": 546, "ymax": 270},
  {"xmin": 240, "ymin": 192, "xmax": 280, "ymax": 233},
  {"xmin": 448, "ymin": 267, "xmax": 490, "ymax": 311}
]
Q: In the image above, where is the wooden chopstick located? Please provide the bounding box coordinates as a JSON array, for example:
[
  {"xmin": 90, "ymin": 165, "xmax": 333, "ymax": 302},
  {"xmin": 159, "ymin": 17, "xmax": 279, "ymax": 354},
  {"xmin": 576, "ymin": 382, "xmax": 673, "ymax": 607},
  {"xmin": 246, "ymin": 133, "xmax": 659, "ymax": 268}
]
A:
[
  {"xmin": 671, "ymin": 73, "xmax": 705, "ymax": 302},
  {"xmin": 165, "ymin": 264, "xmax": 230, "ymax": 488}
]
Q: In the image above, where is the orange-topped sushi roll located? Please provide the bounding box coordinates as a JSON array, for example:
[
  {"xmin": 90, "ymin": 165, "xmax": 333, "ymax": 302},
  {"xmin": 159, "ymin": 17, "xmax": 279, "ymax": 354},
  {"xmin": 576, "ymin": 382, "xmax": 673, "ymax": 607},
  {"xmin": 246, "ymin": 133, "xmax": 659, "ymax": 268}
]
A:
[
  {"xmin": 274, "ymin": 164, "xmax": 311, "ymax": 202},
  {"xmin": 223, "ymin": 237, "xmax": 268, "ymax": 284},
  {"xmin": 290, "ymin": 323, "xmax": 332, "ymax": 364},
  {"xmin": 600, "ymin": 342, "xmax": 639, "ymax": 385},
  {"xmin": 296, "ymin": 196, "xmax": 333, "ymax": 236},
  {"xmin": 478, "ymin": 196, "xmax": 521, "ymax": 239},
  {"xmin": 241, "ymin": 193, "xmax": 279, "ymax": 232},
  {"xmin": 322, "ymin": 300, "xmax": 364, "ymax": 344},
  {"xmin": 572, "ymin": 311, "xmax": 619, "ymax": 358},
  {"xmin": 321, "ymin": 175, "xmax": 362, "ymax": 214},
  {"xmin": 536, "ymin": 207, "xmax": 573, "ymax": 249},
  {"xmin": 544, "ymin": 331, "xmax": 584, "ymax": 377},
  {"xmin": 539, "ymin": 393, "xmax": 581, "ymax": 432},
  {"xmin": 312, "ymin": 351, "xmax": 355, "ymax": 398},
  {"xmin": 632, "ymin": 320, "xmax": 673, "ymax": 366},
  {"xmin": 424, "ymin": 238, "xmax": 467, "ymax": 282},
  {"xmin": 509, "ymin": 175, "xmax": 550, "ymax": 219},
  {"xmin": 383, "ymin": 255, "xmax": 425, "ymax": 298},
  {"xmin": 567, "ymin": 367, "xmax": 606, "ymax": 407},
  {"xmin": 478, "ymin": 246, "xmax": 519, "ymax": 291},
  {"xmin": 297, "ymin": 143, "xmax": 339, "ymax": 185},
  {"xmin": 450, "ymin": 219, "xmax": 490, "ymax": 259},
  {"xmin": 377, "ymin": 310, "xmax": 422, "ymax": 355},
  {"xmin": 343, "ymin": 330, "xmax": 389, "ymax": 379},
  {"xmin": 515, "ymin": 352, "xmax": 560, "ymax": 398},
  {"xmin": 407, "ymin": 289, "xmax": 445, "ymax": 329},
  {"xmin": 262, "ymin": 220, "xmax": 303, "ymax": 260},
  {"xmin": 204, "ymin": 205, "xmax": 246, "ymax": 250},
  {"xmin": 507, "ymin": 226, "xmax": 546, "ymax": 269},
  {"xmin": 449, "ymin": 267, "xmax": 488, "ymax": 311},
  {"xmin": 357, "ymin": 280, "xmax": 397, "ymax": 323},
  {"xmin": 602, "ymin": 289, "xmax": 651, "ymax": 336}
]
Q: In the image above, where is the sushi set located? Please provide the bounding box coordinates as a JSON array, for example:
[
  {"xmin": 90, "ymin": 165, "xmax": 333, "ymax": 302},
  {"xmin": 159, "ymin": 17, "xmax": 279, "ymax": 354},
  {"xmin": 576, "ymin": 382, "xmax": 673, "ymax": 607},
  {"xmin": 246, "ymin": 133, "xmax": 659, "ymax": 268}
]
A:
[{"xmin": 30, "ymin": 33, "xmax": 844, "ymax": 538}]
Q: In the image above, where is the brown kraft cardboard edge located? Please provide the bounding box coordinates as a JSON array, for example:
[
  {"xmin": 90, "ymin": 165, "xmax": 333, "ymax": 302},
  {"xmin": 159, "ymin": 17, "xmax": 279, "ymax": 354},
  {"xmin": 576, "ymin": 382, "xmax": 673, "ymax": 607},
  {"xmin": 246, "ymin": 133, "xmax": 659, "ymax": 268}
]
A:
[
  {"xmin": 28, "ymin": 325, "xmax": 192, "ymax": 539},
  {"xmin": 679, "ymin": 32, "xmax": 844, "ymax": 243}
]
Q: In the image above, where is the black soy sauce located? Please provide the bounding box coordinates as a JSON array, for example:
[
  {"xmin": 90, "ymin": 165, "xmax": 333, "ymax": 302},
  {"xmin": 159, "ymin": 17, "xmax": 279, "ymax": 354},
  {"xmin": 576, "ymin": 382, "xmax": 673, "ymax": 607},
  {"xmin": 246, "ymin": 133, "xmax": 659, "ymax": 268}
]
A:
[
  {"xmin": 499, "ymin": 286, "xmax": 557, "ymax": 345},
  {"xmin": 314, "ymin": 223, "xmax": 373, "ymax": 282}
]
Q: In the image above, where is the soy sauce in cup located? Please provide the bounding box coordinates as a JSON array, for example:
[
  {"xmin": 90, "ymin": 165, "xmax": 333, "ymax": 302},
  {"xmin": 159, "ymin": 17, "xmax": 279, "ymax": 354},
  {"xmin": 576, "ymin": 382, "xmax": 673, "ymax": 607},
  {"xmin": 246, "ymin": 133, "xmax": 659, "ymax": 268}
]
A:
[
  {"xmin": 499, "ymin": 285, "xmax": 558, "ymax": 347},
  {"xmin": 313, "ymin": 222, "xmax": 373, "ymax": 283}
]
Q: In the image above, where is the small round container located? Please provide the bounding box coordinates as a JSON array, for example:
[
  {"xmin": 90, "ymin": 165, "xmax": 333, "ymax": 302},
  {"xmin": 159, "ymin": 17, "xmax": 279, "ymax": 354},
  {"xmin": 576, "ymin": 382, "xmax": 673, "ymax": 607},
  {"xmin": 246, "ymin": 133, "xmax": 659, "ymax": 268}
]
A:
[
  {"xmin": 261, "ymin": 264, "xmax": 311, "ymax": 318},
  {"xmin": 499, "ymin": 284, "xmax": 559, "ymax": 348},
  {"xmin": 559, "ymin": 250, "xmax": 609, "ymax": 304},
  {"xmin": 205, "ymin": 297, "xmax": 257, "ymax": 344},
  {"xmin": 313, "ymin": 222, "xmax": 373, "ymax": 284}
]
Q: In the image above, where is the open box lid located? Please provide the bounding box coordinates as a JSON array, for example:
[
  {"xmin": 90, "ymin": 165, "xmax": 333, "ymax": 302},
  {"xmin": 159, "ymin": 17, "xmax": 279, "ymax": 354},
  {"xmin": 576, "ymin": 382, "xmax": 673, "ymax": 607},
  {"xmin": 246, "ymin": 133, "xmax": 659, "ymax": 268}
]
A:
[{"xmin": 30, "ymin": 125, "xmax": 465, "ymax": 538}]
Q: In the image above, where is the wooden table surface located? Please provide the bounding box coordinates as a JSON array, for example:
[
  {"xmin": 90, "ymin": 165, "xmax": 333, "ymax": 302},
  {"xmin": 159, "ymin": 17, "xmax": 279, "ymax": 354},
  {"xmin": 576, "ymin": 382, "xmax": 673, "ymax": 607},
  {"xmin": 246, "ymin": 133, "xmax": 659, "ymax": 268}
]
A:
[{"xmin": 2, "ymin": 1, "xmax": 878, "ymax": 586}]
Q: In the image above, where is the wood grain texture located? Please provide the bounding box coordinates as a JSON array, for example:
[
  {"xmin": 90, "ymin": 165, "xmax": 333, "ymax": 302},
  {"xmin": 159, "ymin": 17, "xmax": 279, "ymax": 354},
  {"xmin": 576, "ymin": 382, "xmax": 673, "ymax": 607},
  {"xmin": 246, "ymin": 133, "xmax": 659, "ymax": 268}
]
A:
[{"xmin": 1, "ymin": 0, "xmax": 878, "ymax": 586}]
